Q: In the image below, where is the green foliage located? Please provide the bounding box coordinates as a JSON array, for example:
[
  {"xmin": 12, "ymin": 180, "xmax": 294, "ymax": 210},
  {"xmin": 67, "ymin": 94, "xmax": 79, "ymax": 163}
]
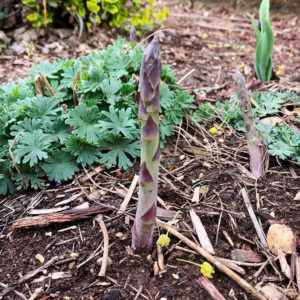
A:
[
  {"xmin": 0, "ymin": 38, "xmax": 195, "ymax": 194},
  {"xmin": 199, "ymin": 90, "xmax": 300, "ymax": 163},
  {"xmin": 21, "ymin": 0, "xmax": 169, "ymax": 31},
  {"xmin": 252, "ymin": 0, "xmax": 274, "ymax": 82}
]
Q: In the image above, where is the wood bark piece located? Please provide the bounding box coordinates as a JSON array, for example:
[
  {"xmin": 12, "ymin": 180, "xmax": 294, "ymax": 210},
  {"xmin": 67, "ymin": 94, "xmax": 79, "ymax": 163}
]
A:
[
  {"xmin": 296, "ymin": 256, "xmax": 300, "ymax": 293},
  {"xmin": 118, "ymin": 174, "xmax": 139, "ymax": 214},
  {"xmin": 241, "ymin": 188, "xmax": 267, "ymax": 248},
  {"xmin": 190, "ymin": 209, "xmax": 215, "ymax": 254},
  {"xmin": 157, "ymin": 220, "xmax": 268, "ymax": 300},
  {"xmin": 0, "ymin": 256, "xmax": 59, "ymax": 299},
  {"xmin": 196, "ymin": 276, "xmax": 226, "ymax": 300},
  {"xmin": 278, "ymin": 248, "xmax": 292, "ymax": 279},
  {"xmin": 231, "ymin": 249, "xmax": 264, "ymax": 263},
  {"xmin": 260, "ymin": 285, "xmax": 288, "ymax": 300},
  {"xmin": 95, "ymin": 215, "xmax": 109, "ymax": 277},
  {"xmin": 13, "ymin": 205, "xmax": 113, "ymax": 229}
]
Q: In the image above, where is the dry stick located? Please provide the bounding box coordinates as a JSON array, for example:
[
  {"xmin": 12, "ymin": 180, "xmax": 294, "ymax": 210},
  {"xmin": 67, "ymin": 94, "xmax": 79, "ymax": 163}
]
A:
[
  {"xmin": 42, "ymin": 0, "xmax": 47, "ymax": 26},
  {"xmin": 9, "ymin": 129, "xmax": 26, "ymax": 189},
  {"xmin": 157, "ymin": 244, "xmax": 165, "ymax": 271},
  {"xmin": 196, "ymin": 276, "xmax": 226, "ymax": 300},
  {"xmin": 240, "ymin": 188, "xmax": 267, "ymax": 248},
  {"xmin": 118, "ymin": 174, "xmax": 139, "ymax": 214},
  {"xmin": 0, "ymin": 256, "xmax": 59, "ymax": 299},
  {"xmin": 157, "ymin": 220, "xmax": 268, "ymax": 300},
  {"xmin": 95, "ymin": 215, "xmax": 109, "ymax": 277},
  {"xmin": 39, "ymin": 72, "xmax": 55, "ymax": 96},
  {"xmin": 128, "ymin": 284, "xmax": 149, "ymax": 300}
]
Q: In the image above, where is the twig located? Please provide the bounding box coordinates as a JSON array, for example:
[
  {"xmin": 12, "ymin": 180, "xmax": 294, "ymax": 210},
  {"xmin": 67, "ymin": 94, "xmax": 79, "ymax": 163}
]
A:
[
  {"xmin": 177, "ymin": 69, "xmax": 195, "ymax": 85},
  {"xmin": 128, "ymin": 284, "xmax": 149, "ymax": 300},
  {"xmin": 77, "ymin": 242, "xmax": 103, "ymax": 269},
  {"xmin": 196, "ymin": 276, "xmax": 226, "ymax": 300},
  {"xmin": 39, "ymin": 72, "xmax": 55, "ymax": 96},
  {"xmin": 157, "ymin": 220, "xmax": 268, "ymax": 300},
  {"xmin": 157, "ymin": 244, "xmax": 165, "ymax": 271},
  {"xmin": 240, "ymin": 188, "xmax": 267, "ymax": 248},
  {"xmin": 0, "ymin": 256, "xmax": 59, "ymax": 299},
  {"xmin": 9, "ymin": 129, "xmax": 26, "ymax": 189},
  {"xmin": 133, "ymin": 286, "xmax": 144, "ymax": 300},
  {"xmin": 118, "ymin": 175, "xmax": 139, "ymax": 214},
  {"xmin": 95, "ymin": 215, "xmax": 109, "ymax": 277}
]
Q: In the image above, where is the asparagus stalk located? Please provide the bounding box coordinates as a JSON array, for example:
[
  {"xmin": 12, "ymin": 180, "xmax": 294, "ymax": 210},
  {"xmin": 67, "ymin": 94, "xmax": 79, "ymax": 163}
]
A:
[
  {"xmin": 132, "ymin": 37, "xmax": 161, "ymax": 252},
  {"xmin": 235, "ymin": 71, "xmax": 264, "ymax": 179}
]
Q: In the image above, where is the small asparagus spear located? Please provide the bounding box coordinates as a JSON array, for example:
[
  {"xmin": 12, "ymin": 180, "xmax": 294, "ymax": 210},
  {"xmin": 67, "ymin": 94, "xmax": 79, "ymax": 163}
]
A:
[
  {"xmin": 132, "ymin": 37, "xmax": 161, "ymax": 252},
  {"xmin": 235, "ymin": 71, "xmax": 264, "ymax": 179}
]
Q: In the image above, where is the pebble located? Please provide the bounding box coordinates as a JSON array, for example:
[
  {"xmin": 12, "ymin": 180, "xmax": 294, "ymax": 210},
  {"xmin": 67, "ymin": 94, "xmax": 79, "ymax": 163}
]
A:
[{"xmin": 104, "ymin": 289, "xmax": 119, "ymax": 300}]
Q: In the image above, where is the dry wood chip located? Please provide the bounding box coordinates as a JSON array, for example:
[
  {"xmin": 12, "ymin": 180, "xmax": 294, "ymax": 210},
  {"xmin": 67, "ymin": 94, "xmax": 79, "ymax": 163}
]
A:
[{"xmin": 230, "ymin": 249, "xmax": 264, "ymax": 263}]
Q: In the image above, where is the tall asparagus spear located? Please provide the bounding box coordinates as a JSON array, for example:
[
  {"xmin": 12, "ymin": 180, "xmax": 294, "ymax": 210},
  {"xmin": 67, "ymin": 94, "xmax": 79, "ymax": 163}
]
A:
[
  {"xmin": 235, "ymin": 71, "xmax": 264, "ymax": 179},
  {"xmin": 132, "ymin": 37, "xmax": 161, "ymax": 252}
]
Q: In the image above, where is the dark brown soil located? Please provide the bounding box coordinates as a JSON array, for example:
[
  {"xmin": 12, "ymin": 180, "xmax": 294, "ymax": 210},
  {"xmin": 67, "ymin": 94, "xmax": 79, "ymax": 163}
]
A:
[{"xmin": 0, "ymin": 3, "xmax": 300, "ymax": 300}]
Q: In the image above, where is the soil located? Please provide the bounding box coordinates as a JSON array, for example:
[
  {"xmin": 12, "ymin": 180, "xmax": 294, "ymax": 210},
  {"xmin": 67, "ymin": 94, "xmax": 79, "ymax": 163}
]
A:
[{"xmin": 0, "ymin": 3, "xmax": 300, "ymax": 300}]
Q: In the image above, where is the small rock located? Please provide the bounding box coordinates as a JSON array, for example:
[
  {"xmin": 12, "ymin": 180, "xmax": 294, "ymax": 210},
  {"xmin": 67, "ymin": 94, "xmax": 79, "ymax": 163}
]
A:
[
  {"xmin": 164, "ymin": 286, "xmax": 171, "ymax": 297},
  {"xmin": 50, "ymin": 28, "xmax": 73, "ymax": 39},
  {"xmin": 97, "ymin": 256, "xmax": 113, "ymax": 266},
  {"xmin": 13, "ymin": 26, "xmax": 39, "ymax": 43},
  {"xmin": 104, "ymin": 289, "xmax": 119, "ymax": 300},
  {"xmin": 10, "ymin": 42, "xmax": 25, "ymax": 53}
]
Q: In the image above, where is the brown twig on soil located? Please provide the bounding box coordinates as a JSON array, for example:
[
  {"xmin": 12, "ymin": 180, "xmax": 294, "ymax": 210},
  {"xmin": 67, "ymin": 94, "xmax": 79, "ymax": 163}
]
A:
[
  {"xmin": 196, "ymin": 276, "xmax": 226, "ymax": 300},
  {"xmin": 157, "ymin": 244, "xmax": 165, "ymax": 271},
  {"xmin": 12, "ymin": 205, "xmax": 113, "ymax": 229},
  {"xmin": 38, "ymin": 72, "xmax": 55, "ymax": 96},
  {"xmin": 95, "ymin": 214, "xmax": 109, "ymax": 277},
  {"xmin": 118, "ymin": 174, "xmax": 139, "ymax": 214},
  {"xmin": 9, "ymin": 129, "xmax": 26, "ymax": 189},
  {"xmin": 157, "ymin": 220, "xmax": 268, "ymax": 300},
  {"xmin": 0, "ymin": 256, "xmax": 59, "ymax": 299},
  {"xmin": 240, "ymin": 188, "xmax": 267, "ymax": 248},
  {"xmin": 128, "ymin": 284, "xmax": 149, "ymax": 300}
]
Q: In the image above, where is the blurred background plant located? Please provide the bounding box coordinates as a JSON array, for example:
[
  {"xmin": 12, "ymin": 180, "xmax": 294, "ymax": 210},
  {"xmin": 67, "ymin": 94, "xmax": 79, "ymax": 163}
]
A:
[{"xmin": 21, "ymin": 0, "xmax": 169, "ymax": 34}]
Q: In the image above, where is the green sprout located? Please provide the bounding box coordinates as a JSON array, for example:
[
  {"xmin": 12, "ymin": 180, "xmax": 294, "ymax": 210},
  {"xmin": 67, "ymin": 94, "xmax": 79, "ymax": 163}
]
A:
[{"xmin": 252, "ymin": 0, "xmax": 274, "ymax": 82}]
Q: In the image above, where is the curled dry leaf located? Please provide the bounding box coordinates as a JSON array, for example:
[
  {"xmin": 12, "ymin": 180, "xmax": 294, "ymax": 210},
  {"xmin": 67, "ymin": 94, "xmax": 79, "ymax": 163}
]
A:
[{"xmin": 267, "ymin": 224, "xmax": 294, "ymax": 255}]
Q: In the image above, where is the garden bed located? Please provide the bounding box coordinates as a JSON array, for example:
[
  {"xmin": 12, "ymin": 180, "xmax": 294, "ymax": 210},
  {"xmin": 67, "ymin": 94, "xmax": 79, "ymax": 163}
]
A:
[{"xmin": 0, "ymin": 3, "xmax": 299, "ymax": 300}]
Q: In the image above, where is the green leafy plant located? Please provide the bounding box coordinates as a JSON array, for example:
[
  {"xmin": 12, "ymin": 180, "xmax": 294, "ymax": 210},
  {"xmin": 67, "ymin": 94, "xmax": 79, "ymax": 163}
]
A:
[
  {"xmin": 132, "ymin": 37, "xmax": 161, "ymax": 252},
  {"xmin": 21, "ymin": 0, "xmax": 169, "ymax": 32},
  {"xmin": 198, "ymin": 90, "xmax": 300, "ymax": 164},
  {"xmin": 0, "ymin": 38, "xmax": 195, "ymax": 195},
  {"xmin": 252, "ymin": 0, "xmax": 274, "ymax": 82}
]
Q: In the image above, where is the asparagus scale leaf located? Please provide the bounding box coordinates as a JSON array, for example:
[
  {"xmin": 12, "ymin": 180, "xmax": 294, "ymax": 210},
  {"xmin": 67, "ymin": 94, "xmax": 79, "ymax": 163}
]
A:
[
  {"xmin": 235, "ymin": 71, "xmax": 264, "ymax": 179},
  {"xmin": 132, "ymin": 37, "xmax": 161, "ymax": 252}
]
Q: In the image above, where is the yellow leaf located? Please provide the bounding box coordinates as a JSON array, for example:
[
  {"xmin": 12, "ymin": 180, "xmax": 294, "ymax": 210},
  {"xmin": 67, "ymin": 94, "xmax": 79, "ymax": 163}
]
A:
[
  {"xmin": 172, "ymin": 273, "xmax": 179, "ymax": 279},
  {"xmin": 157, "ymin": 234, "xmax": 170, "ymax": 247},
  {"xmin": 200, "ymin": 262, "xmax": 215, "ymax": 278},
  {"xmin": 209, "ymin": 127, "xmax": 218, "ymax": 134}
]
